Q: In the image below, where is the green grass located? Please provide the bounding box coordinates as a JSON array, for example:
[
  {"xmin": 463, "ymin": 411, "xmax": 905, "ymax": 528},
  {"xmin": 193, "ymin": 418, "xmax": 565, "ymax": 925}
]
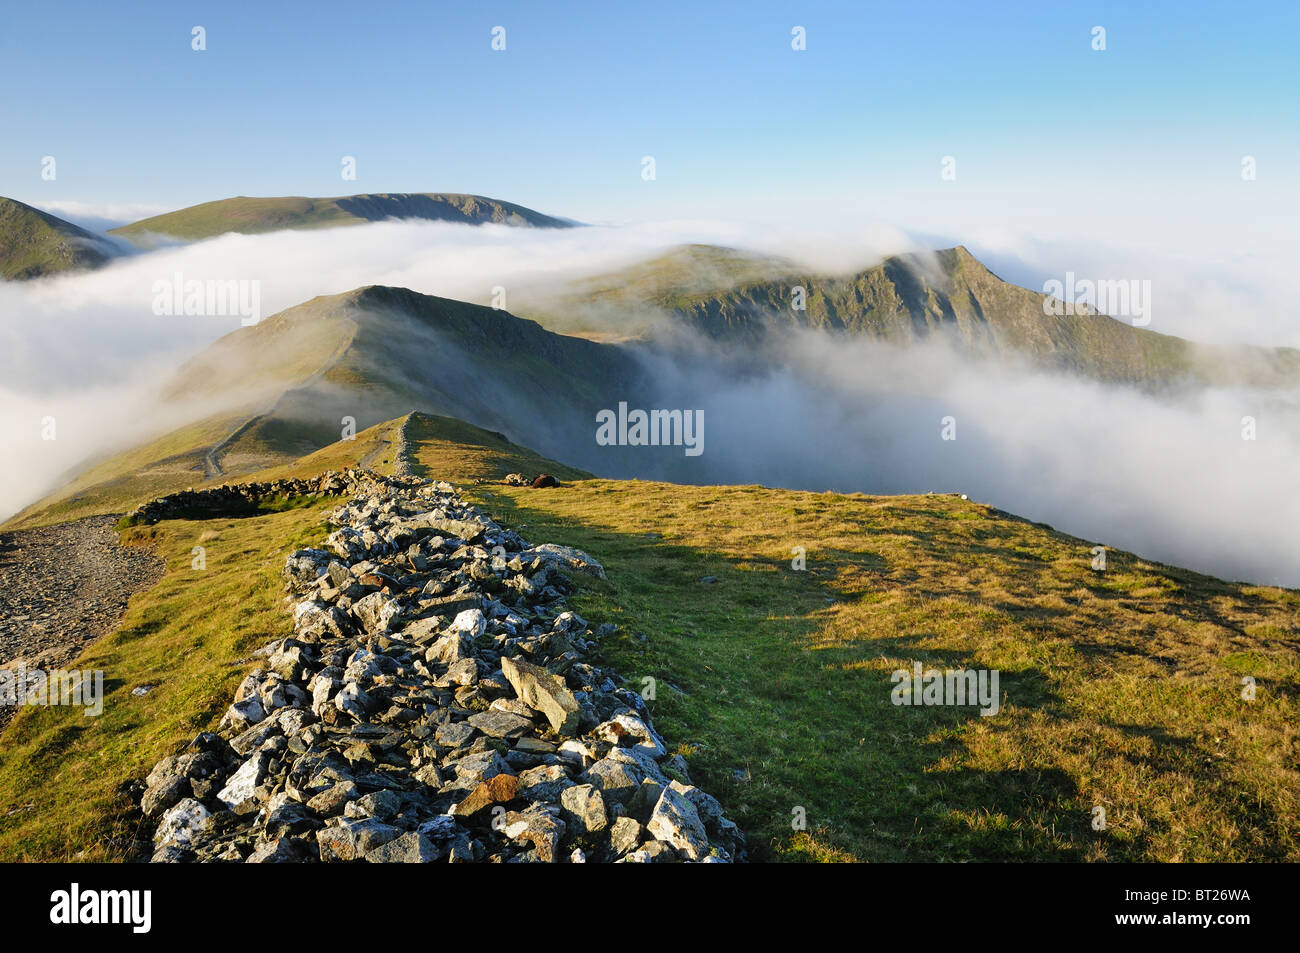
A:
[
  {"xmin": 463, "ymin": 480, "xmax": 1300, "ymax": 862},
  {"xmin": 109, "ymin": 193, "xmax": 569, "ymax": 243},
  {"xmin": 402, "ymin": 414, "xmax": 590, "ymax": 483},
  {"xmin": 109, "ymin": 196, "xmax": 358, "ymax": 241},
  {"xmin": 3, "ymin": 466, "xmax": 1295, "ymax": 862},
  {"xmin": 0, "ymin": 197, "xmax": 110, "ymax": 279},
  {"xmin": 0, "ymin": 504, "xmax": 334, "ymax": 860}
]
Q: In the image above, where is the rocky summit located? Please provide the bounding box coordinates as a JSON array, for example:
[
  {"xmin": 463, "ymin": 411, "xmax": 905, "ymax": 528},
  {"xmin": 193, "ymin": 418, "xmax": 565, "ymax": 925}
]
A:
[{"xmin": 138, "ymin": 471, "xmax": 744, "ymax": 863}]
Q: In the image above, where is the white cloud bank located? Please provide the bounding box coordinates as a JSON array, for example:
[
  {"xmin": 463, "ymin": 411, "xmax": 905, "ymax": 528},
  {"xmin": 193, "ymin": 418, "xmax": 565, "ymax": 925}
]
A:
[{"xmin": 0, "ymin": 217, "xmax": 1297, "ymax": 587}]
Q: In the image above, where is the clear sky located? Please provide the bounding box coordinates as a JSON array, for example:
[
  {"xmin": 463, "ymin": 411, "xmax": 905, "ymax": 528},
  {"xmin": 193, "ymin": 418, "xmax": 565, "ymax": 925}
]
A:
[{"xmin": 2, "ymin": 0, "xmax": 1296, "ymax": 235}]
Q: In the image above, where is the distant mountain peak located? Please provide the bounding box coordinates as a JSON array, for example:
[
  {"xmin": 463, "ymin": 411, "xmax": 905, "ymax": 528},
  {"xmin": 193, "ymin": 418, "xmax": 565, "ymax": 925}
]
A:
[{"xmin": 109, "ymin": 192, "xmax": 574, "ymax": 244}]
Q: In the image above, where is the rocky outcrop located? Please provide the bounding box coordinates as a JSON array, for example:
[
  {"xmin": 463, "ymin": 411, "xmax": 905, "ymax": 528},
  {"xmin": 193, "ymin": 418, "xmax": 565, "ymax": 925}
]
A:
[
  {"xmin": 139, "ymin": 473, "xmax": 743, "ymax": 863},
  {"xmin": 122, "ymin": 469, "xmax": 384, "ymax": 525}
]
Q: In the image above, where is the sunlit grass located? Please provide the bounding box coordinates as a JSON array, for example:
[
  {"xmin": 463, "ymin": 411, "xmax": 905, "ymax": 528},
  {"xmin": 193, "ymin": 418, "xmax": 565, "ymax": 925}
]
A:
[{"xmin": 3, "ymin": 466, "xmax": 1294, "ymax": 863}]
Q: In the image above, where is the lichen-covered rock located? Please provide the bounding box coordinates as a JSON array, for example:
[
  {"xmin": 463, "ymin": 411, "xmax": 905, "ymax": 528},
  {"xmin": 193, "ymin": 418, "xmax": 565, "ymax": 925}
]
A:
[
  {"xmin": 646, "ymin": 781, "xmax": 710, "ymax": 861},
  {"xmin": 501, "ymin": 655, "xmax": 580, "ymax": 736},
  {"xmin": 317, "ymin": 818, "xmax": 402, "ymax": 861},
  {"xmin": 154, "ymin": 798, "xmax": 211, "ymax": 847}
]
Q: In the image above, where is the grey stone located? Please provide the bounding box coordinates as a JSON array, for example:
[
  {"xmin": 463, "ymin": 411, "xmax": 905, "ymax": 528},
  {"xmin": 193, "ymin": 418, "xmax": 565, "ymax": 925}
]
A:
[
  {"xmin": 646, "ymin": 781, "xmax": 710, "ymax": 861},
  {"xmin": 317, "ymin": 818, "xmax": 402, "ymax": 862},
  {"xmin": 608, "ymin": 816, "xmax": 643, "ymax": 855},
  {"xmin": 141, "ymin": 773, "xmax": 191, "ymax": 818},
  {"xmin": 501, "ymin": 655, "xmax": 580, "ymax": 735},
  {"xmin": 346, "ymin": 789, "xmax": 402, "ymax": 821},
  {"xmin": 560, "ymin": 784, "xmax": 608, "ymax": 836},
  {"xmin": 467, "ymin": 709, "xmax": 532, "ymax": 739},
  {"xmin": 247, "ymin": 837, "xmax": 315, "ymax": 863},
  {"xmin": 154, "ymin": 798, "xmax": 211, "ymax": 847},
  {"xmin": 365, "ymin": 830, "xmax": 443, "ymax": 863},
  {"xmin": 435, "ymin": 720, "xmax": 477, "ymax": 748},
  {"xmin": 306, "ymin": 781, "xmax": 360, "ymax": 816},
  {"xmin": 502, "ymin": 804, "xmax": 566, "ymax": 863}
]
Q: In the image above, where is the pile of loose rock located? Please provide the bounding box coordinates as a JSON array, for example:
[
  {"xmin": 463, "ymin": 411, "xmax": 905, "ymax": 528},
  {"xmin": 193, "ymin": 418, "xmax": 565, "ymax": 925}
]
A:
[
  {"xmin": 503, "ymin": 473, "xmax": 560, "ymax": 489},
  {"xmin": 123, "ymin": 469, "xmax": 382, "ymax": 525},
  {"xmin": 140, "ymin": 473, "xmax": 743, "ymax": 863}
]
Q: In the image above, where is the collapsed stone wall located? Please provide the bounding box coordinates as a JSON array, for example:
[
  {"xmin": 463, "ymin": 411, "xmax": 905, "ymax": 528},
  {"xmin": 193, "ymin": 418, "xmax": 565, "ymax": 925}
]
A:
[
  {"xmin": 138, "ymin": 473, "xmax": 744, "ymax": 863},
  {"xmin": 123, "ymin": 468, "xmax": 383, "ymax": 525}
]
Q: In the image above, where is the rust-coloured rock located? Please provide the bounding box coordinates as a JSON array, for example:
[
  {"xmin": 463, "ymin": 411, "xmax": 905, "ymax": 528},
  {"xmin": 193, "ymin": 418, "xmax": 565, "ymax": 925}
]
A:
[{"xmin": 451, "ymin": 772, "xmax": 520, "ymax": 816}]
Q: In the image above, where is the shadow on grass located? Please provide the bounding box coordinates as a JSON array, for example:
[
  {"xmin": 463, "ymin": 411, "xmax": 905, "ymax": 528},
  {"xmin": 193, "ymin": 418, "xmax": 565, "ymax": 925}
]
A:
[{"xmin": 476, "ymin": 489, "xmax": 1090, "ymax": 862}]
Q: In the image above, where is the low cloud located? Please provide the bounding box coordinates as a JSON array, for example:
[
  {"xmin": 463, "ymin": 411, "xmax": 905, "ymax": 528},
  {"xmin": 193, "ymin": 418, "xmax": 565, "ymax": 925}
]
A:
[
  {"xmin": 1, "ymin": 217, "xmax": 1298, "ymax": 588},
  {"xmin": 0, "ymin": 374, "xmax": 222, "ymax": 524},
  {"xmin": 616, "ymin": 330, "xmax": 1300, "ymax": 587},
  {"xmin": 32, "ymin": 199, "xmax": 171, "ymax": 234}
]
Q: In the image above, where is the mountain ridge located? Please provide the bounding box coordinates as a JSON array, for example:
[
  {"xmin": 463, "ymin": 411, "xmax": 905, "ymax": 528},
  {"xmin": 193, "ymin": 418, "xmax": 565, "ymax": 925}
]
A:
[
  {"xmin": 109, "ymin": 192, "xmax": 575, "ymax": 243},
  {"xmin": 0, "ymin": 197, "xmax": 118, "ymax": 279},
  {"xmin": 3, "ymin": 286, "xmax": 641, "ymax": 529},
  {"xmin": 531, "ymin": 243, "xmax": 1300, "ymax": 390},
  {"xmin": 2, "ymin": 413, "xmax": 1296, "ymax": 862}
]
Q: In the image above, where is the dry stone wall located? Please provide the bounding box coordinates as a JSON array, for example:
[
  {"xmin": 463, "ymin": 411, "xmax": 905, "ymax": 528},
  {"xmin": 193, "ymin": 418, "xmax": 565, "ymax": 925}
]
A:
[{"xmin": 139, "ymin": 472, "xmax": 743, "ymax": 863}]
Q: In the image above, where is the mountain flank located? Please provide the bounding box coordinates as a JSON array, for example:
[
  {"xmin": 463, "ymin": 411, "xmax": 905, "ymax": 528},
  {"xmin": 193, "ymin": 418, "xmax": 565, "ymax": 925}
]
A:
[
  {"xmin": 529, "ymin": 243, "xmax": 1300, "ymax": 390},
  {"xmin": 0, "ymin": 197, "xmax": 117, "ymax": 279},
  {"xmin": 2, "ymin": 286, "xmax": 636, "ymax": 530}
]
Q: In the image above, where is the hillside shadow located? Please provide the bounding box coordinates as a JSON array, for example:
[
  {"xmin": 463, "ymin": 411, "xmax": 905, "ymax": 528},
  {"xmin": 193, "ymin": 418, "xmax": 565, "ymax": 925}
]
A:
[{"xmin": 476, "ymin": 489, "xmax": 1095, "ymax": 862}]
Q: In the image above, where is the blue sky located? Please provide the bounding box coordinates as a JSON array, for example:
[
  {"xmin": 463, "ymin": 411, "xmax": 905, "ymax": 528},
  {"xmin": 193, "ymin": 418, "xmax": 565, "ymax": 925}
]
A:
[{"xmin": 2, "ymin": 0, "xmax": 1296, "ymax": 234}]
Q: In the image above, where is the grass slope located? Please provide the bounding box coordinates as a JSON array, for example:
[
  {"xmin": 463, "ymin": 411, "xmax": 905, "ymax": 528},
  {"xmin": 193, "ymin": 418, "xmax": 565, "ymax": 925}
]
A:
[
  {"xmin": 246, "ymin": 412, "xmax": 591, "ymax": 485},
  {"xmin": 463, "ymin": 480, "xmax": 1299, "ymax": 862},
  {"xmin": 0, "ymin": 197, "xmax": 114, "ymax": 280},
  {"xmin": 514, "ymin": 244, "xmax": 798, "ymax": 341},
  {"xmin": 109, "ymin": 193, "xmax": 572, "ymax": 243},
  {"xmin": 2, "ymin": 413, "xmax": 253, "ymax": 531},
  {"xmin": 669, "ymin": 246, "xmax": 1300, "ymax": 389},
  {"xmin": 0, "ymin": 415, "xmax": 584, "ymax": 860},
  {"xmin": 2, "ymin": 438, "xmax": 1295, "ymax": 861}
]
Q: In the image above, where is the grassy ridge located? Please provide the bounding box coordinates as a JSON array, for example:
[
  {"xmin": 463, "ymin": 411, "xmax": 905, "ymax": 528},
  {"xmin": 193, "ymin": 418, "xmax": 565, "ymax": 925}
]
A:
[
  {"xmin": 5, "ymin": 287, "xmax": 631, "ymax": 531},
  {"xmin": 0, "ymin": 197, "xmax": 112, "ymax": 280},
  {"xmin": 3, "ymin": 466, "xmax": 1295, "ymax": 862},
  {"xmin": 466, "ymin": 481, "xmax": 1300, "ymax": 862},
  {"xmin": 109, "ymin": 193, "xmax": 571, "ymax": 243},
  {"xmin": 0, "ymin": 416, "xmax": 583, "ymax": 860},
  {"xmin": 526, "ymin": 244, "xmax": 1300, "ymax": 390}
]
